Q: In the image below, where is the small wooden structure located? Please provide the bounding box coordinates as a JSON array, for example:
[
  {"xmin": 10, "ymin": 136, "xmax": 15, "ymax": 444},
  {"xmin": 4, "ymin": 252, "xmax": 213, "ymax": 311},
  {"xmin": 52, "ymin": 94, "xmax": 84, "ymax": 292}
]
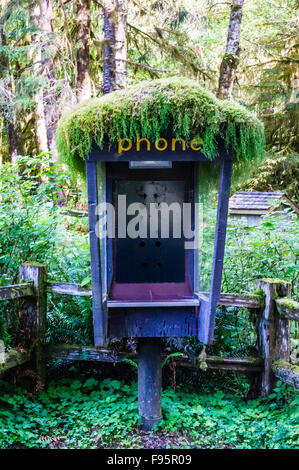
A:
[
  {"xmin": 56, "ymin": 77, "xmax": 265, "ymax": 429},
  {"xmin": 229, "ymin": 191, "xmax": 299, "ymax": 226}
]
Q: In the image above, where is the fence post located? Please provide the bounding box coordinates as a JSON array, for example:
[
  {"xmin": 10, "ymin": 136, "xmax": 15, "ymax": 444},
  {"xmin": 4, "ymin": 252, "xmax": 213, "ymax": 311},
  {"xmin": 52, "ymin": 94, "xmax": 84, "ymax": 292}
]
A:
[
  {"xmin": 19, "ymin": 262, "xmax": 47, "ymax": 389},
  {"xmin": 257, "ymin": 279, "xmax": 290, "ymax": 396}
]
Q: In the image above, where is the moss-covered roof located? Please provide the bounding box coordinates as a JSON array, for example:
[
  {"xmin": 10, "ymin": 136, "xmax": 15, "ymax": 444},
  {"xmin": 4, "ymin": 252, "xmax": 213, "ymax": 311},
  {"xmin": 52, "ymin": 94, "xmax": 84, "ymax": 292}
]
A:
[{"xmin": 56, "ymin": 77, "xmax": 265, "ymax": 176}]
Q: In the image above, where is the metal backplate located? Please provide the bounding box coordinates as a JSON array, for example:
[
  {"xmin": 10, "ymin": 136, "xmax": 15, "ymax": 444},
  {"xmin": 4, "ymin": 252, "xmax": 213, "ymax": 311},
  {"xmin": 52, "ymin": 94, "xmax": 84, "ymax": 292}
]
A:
[{"xmin": 115, "ymin": 180, "xmax": 185, "ymax": 283}]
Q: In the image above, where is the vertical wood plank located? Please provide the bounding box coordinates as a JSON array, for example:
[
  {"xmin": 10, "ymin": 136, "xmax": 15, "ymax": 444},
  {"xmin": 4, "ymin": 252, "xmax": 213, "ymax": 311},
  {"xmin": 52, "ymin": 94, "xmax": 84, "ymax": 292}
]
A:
[
  {"xmin": 138, "ymin": 338, "xmax": 162, "ymax": 430},
  {"xmin": 86, "ymin": 159, "xmax": 107, "ymax": 346},
  {"xmin": 206, "ymin": 158, "xmax": 233, "ymax": 343},
  {"xmin": 257, "ymin": 279, "xmax": 290, "ymax": 396},
  {"xmin": 19, "ymin": 262, "xmax": 47, "ymax": 388}
]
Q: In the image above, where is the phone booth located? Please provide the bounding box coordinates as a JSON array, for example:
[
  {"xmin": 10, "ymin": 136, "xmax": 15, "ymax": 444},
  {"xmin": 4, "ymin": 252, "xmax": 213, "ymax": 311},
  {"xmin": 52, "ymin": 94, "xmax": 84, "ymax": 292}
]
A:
[{"xmin": 56, "ymin": 77, "xmax": 264, "ymax": 429}]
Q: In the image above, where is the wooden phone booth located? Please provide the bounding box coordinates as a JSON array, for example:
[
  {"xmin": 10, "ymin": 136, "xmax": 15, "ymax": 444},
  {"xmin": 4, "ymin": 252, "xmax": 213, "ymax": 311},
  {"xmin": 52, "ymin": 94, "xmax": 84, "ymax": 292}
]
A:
[{"xmin": 56, "ymin": 77, "xmax": 264, "ymax": 429}]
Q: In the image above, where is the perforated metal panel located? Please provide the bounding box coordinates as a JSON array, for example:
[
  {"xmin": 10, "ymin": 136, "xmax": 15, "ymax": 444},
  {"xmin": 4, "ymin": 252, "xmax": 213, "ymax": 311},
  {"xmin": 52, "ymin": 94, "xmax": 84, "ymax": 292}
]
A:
[{"xmin": 115, "ymin": 180, "xmax": 185, "ymax": 283}]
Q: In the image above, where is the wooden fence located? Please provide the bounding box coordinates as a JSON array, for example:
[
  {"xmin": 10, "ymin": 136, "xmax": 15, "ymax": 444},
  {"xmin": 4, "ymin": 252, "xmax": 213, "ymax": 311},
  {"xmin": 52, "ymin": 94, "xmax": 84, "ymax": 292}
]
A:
[{"xmin": 0, "ymin": 262, "xmax": 298, "ymax": 395}]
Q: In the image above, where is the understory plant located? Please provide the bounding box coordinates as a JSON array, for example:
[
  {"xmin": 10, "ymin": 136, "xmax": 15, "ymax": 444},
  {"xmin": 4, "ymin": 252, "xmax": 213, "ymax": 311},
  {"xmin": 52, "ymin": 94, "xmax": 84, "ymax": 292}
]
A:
[{"xmin": 0, "ymin": 377, "xmax": 297, "ymax": 449}]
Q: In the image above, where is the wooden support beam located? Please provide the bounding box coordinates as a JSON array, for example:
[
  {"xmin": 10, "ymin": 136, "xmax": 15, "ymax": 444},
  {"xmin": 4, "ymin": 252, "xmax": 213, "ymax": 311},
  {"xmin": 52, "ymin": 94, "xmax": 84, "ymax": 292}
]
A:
[
  {"xmin": 46, "ymin": 344, "xmax": 263, "ymax": 372},
  {"xmin": 138, "ymin": 339, "xmax": 162, "ymax": 430},
  {"xmin": 46, "ymin": 344, "xmax": 128, "ymax": 362},
  {"xmin": 275, "ymin": 297, "xmax": 299, "ymax": 321},
  {"xmin": 199, "ymin": 291, "xmax": 261, "ymax": 309},
  {"xmin": 47, "ymin": 282, "xmax": 262, "ymax": 309},
  {"xmin": 257, "ymin": 279, "xmax": 290, "ymax": 396},
  {"xmin": 272, "ymin": 361, "xmax": 299, "ymax": 389},
  {"xmin": 19, "ymin": 263, "xmax": 47, "ymax": 388},
  {"xmin": 86, "ymin": 159, "xmax": 107, "ymax": 347},
  {"xmin": 203, "ymin": 158, "xmax": 233, "ymax": 344},
  {"xmin": 61, "ymin": 209, "xmax": 88, "ymax": 217},
  {"xmin": 0, "ymin": 283, "xmax": 34, "ymax": 301},
  {"xmin": 186, "ymin": 356, "xmax": 263, "ymax": 372},
  {"xmin": 47, "ymin": 282, "xmax": 92, "ymax": 296}
]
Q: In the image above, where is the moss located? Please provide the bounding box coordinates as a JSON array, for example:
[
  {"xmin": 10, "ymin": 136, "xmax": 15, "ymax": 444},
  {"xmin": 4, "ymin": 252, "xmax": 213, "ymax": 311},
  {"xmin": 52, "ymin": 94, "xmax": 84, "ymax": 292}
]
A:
[
  {"xmin": 272, "ymin": 360, "xmax": 299, "ymax": 375},
  {"xmin": 260, "ymin": 278, "xmax": 290, "ymax": 285},
  {"xmin": 56, "ymin": 76, "xmax": 265, "ymax": 177},
  {"xmin": 22, "ymin": 261, "xmax": 45, "ymax": 267},
  {"xmin": 276, "ymin": 298, "xmax": 299, "ymax": 310}
]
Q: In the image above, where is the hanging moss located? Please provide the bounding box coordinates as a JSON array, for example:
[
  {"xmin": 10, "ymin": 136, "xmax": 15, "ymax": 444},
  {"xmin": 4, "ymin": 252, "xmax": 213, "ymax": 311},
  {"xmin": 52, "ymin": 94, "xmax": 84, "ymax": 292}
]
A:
[{"xmin": 56, "ymin": 77, "xmax": 265, "ymax": 177}]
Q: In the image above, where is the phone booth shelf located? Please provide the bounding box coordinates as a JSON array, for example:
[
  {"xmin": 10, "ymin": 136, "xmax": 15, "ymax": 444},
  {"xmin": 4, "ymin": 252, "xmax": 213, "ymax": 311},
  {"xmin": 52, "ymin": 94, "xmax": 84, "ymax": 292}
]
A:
[{"xmin": 56, "ymin": 77, "xmax": 264, "ymax": 430}]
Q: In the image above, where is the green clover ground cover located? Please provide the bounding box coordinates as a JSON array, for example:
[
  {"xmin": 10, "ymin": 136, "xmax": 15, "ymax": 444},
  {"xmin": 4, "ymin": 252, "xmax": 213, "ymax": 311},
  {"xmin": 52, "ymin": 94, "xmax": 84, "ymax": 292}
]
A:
[{"xmin": 0, "ymin": 378, "xmax": 298, "ymax": 449}]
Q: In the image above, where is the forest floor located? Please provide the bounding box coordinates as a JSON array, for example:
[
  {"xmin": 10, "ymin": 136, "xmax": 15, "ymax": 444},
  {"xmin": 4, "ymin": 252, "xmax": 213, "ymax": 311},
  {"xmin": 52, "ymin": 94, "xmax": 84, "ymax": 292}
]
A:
[{"xmin": 0, "ymin": 373, "xmax": 298, "ymax": 449}]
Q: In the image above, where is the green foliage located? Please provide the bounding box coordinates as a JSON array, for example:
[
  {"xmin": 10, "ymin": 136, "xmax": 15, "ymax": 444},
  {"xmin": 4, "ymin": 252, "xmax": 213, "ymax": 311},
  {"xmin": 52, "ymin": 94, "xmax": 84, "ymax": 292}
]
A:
[
  {"xmin": 223, "ymin": 209, "xmax": 299, "ymax": 298},
  {"xmin": 238, "ymin": 152, "xmax": 299, "ymax": 202},
  {"xmin": 0, "ymin": 377, "xmax": 297, "ymax": 449},
  {"xmin": 56, "ymin": 77, "xmax": 265, "ymax": 177},
  {"xmin": 0, "ymin": 154, "xmax": 64, "ymax": 282},
  {"xmin": 0, "ymin": 154, "xmax": 93, "ymax": 347}
]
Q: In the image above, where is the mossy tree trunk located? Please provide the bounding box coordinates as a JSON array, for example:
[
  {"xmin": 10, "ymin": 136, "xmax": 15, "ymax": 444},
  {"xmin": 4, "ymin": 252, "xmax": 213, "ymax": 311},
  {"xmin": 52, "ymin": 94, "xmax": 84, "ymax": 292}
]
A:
[
  {"xmin": 0, "ymin": 0, "xmax": 19, "ymax": 162},
  {"xmin": 217, "ymin": 0, "xmax": 244, "ymax": 100},
  {"xmin": 76, "ymin": 0, "xmax": 92, "ymax": 103}
]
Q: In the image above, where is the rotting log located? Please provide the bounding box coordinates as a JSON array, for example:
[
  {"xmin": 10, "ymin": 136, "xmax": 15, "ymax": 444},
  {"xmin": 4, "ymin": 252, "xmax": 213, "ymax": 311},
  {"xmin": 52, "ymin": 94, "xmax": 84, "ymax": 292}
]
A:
[
  {"xmin": 257, "ymin": 279, "xmax": 290, "ymax": 396},
  {"xmin": 275, "ymin": 297, "xmax": 299, "ymax": 322},
  {"xmin": 272, "ymin": 361, "xmax": 299, "ymax": 389},
  {"xmin": 47, "ymin": 282, "xmax": 92, "ymax": 296},
  {"xmin": 0, "ymin": 349, "xmax": 30, "ymax": 373},
  {"xmin": 0, "ymin": 283, "xmax": 34, "ymax": 301},
  {"xmin": 19, "ymin": 263, "xmax": 47, "ymax": 388},
  {"xmin": 46, "ymin": 344, "xmax": 263, "ymax": 372}
]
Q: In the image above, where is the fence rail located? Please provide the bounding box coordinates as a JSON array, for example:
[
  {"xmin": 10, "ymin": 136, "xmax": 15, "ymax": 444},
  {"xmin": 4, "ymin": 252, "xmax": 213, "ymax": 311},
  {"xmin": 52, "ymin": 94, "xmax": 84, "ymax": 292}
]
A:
[{"xmin": 0, "ymin": 262, "xmax": 298, "ymax": 395}]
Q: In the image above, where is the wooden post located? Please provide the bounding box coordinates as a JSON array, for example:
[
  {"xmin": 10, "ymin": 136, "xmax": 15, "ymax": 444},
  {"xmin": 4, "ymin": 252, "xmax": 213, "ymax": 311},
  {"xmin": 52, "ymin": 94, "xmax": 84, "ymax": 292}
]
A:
[
  {"xmin": 19, "ymin": 262, "xmax": 47, "ymax": 388},
  {"xmin": 257, "ymin": 279, "xmax": 290, "ymax": 396},
  {"xmin": 138, "ymin": 338, "xmax": 162, "ymax": 430}
]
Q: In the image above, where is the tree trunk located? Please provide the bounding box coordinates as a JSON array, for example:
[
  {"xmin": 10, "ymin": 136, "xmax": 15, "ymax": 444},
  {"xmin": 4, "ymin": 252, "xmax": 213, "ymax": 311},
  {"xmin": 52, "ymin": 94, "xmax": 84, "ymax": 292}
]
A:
[
  {"xmin": 76, "ymin": 0, "xmax": 92, "ymax": 103},
  {"xmin": 0, "ymin": 0, "xmax": 19, "ymax": 162},
  {"xmin": 103, "ymin": 0, "xmax": 127, "ymax": 94},
  {"xmin": 30, "ymin": 2, "xmax": 49, "ymax": 154},
  {"xmin": 114, "ymin": 0, "xmax": 127, "ymax": 90},
  {"xmin": 103, "ymin": 0, "xmax": 116, "ymax": 94},
  {"xmin": 216, "ymin": 0, "xmax": 245, "ymax": 100},
  {"xmin": 40, "ymin": 0, "xmax": 59, "ymax": 161}
]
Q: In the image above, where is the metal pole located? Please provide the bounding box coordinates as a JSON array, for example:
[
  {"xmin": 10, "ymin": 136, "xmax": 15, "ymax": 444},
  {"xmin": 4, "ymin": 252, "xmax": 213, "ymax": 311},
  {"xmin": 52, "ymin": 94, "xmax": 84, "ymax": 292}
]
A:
[{"xmin": 138, "ymin": 338, "xmax": 162, "ymax": 430}]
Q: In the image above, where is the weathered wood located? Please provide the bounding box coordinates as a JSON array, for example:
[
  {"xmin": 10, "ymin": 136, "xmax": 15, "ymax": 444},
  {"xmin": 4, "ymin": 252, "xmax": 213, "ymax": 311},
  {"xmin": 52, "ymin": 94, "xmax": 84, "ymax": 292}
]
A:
[
  {"xmin": 275, "ymin": 297, "xmax": 299, "ymax": 321},
  {"xmin": 19, "ymin": 262, "xmax": 47, "ymax": 388},
  {"xmin": 0, "ymin": 283, "xmax": 34, "ymax": 301},
  {"xmin": 0, "ymin": 348, "xmax": 30, "ymax": 373},
  {"xmin": 46, "ymin": 280, "xmax": 263, "ymax": 309},
  {"xmin": 61, "ymin": 209, "xmax": 88, "ymax": 217},
  {"xmin": 46, "ymin": 344, "xmax": 263, "ymax": 372},
  {"xmin": 138, "ymin": 339, "xmax": 162, "ymax": 430},
  {"xmin": 199, "ymin": 291, "xmax": 261, "ymax": 309},
  {"xmin": 272, "ymin": 361, "xmax": 299, "ymax": 389},
  {"xmin": 47, "ymin": 282, "xmax": 92, "ymax": 296},
  {"xmin": 206, "ymin": 159, "xmax": 233, "ymax": 343},
  {"xmin": 46, "ymin": 344, "xmax": 127, "ymax": 362},
  {"xmin": 86, "ymin": 159, "xmax": 108, "ymax": 346},
  {"xmin": 257, "ymin": 279, "xmax": 290, "ymax": 396}
]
